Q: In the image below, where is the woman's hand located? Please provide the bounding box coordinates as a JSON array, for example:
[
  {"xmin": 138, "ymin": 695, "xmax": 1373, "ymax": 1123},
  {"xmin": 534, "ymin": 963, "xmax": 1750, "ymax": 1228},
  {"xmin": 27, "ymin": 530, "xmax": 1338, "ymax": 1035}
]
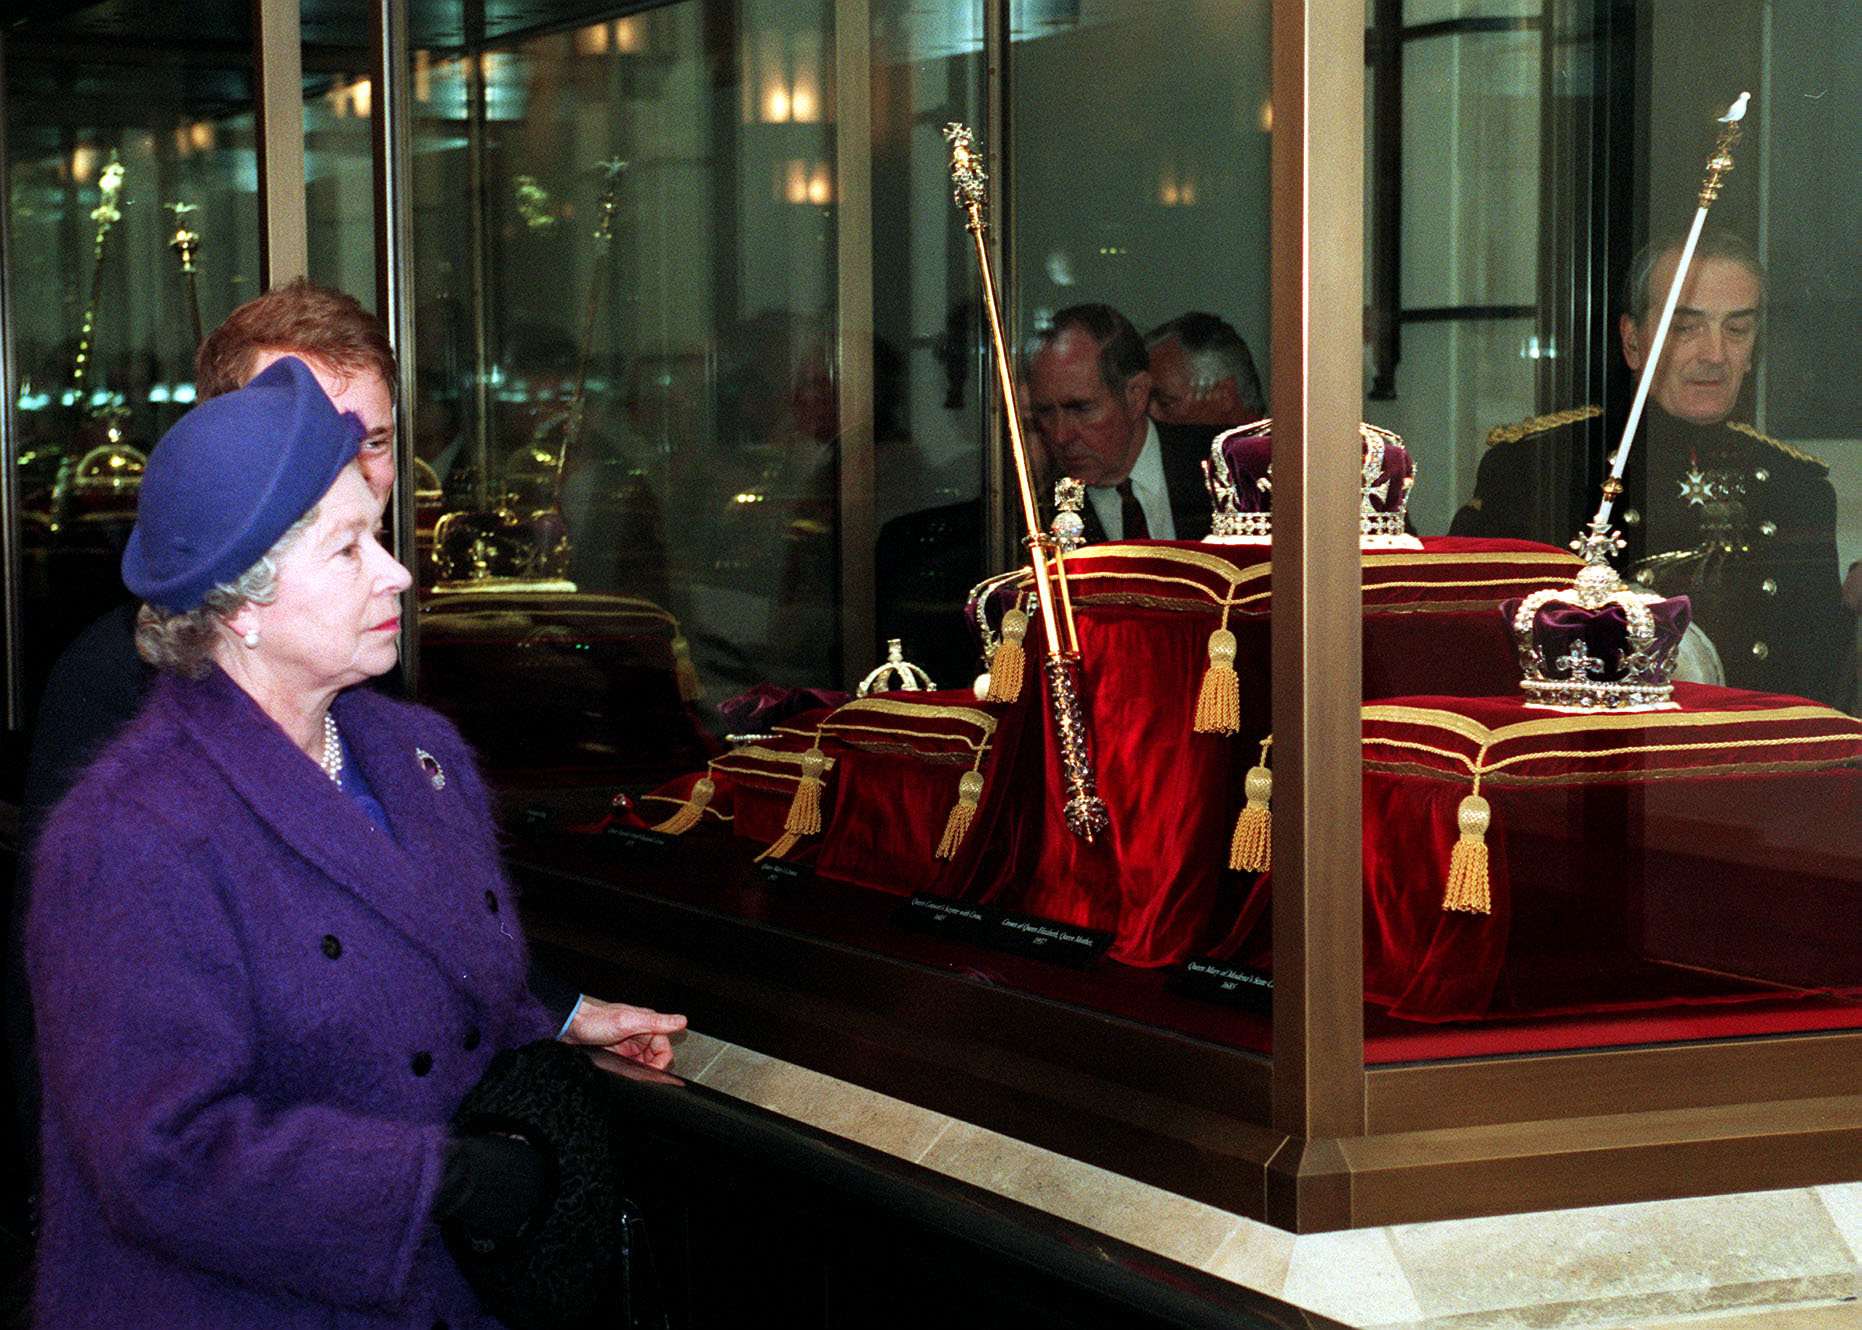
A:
[{"xmin": 559, "ymin": 997, "xmax": 688, "ymax": 1070}]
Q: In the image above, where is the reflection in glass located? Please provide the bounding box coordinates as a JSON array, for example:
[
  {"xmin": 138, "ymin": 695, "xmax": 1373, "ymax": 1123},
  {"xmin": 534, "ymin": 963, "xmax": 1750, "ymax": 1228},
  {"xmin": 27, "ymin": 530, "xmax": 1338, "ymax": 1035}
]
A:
[
  {"xmin": 1357, "ymin": 0, "xmax": 1860, "ymax": 1058},
  {"xmin": 406, "ymin": 2, "xmax": 986, "ymax": 781},
  {"xmin": 6, "ymin": 15, "xmax": 261, "ymax": 700}
]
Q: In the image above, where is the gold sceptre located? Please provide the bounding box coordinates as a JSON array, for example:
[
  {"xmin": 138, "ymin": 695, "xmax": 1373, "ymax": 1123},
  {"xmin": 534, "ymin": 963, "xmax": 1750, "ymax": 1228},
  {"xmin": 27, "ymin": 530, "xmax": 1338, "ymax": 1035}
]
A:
[
  {"xmin": 944, "ymin": 123, "xmax": 1107, "ymax": 841},
  {"xmin": 1575, "ymin": 91, "xmax": 1749, "ymax": 570},
  {"xmin": 165, "ymin": 201, "xmax": 204, "ymax": 351},
  {"xmin": 551, "ymin": 157, "xmax": 627, "ymax": 501},
  {"xmin": 71, "ymin": 152, "xmax": 126, "ymax": 410}
]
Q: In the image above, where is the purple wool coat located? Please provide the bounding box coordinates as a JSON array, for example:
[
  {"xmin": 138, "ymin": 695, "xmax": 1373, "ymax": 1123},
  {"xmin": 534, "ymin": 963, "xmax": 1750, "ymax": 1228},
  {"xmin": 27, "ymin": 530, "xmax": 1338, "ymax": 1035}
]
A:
[{"xmin": 27, "ymin": 665, "xmax": 555, "ymax": 1328}]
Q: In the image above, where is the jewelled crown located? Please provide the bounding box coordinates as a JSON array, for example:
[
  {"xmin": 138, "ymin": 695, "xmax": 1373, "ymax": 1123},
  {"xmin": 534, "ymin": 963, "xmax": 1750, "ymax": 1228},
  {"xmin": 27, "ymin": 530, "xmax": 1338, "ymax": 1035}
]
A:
[
  {"xmin": 1505, "ymin": 527, "xmax": 1691, "ymax": 711},
  {"xmin": 1201, "ymin": 419, "xmax": 1418, "ymax": 546}
]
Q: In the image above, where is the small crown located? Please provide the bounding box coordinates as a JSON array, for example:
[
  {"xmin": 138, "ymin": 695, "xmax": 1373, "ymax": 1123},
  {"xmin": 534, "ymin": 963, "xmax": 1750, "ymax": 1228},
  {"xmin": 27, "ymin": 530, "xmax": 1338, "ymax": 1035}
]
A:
[
  {"xmin": 857, "ymin": 638, "xmax": 936, "ymax": 696},
  {"xmin": 1506, "ymin": 526, "xmax": 1690, "ymax": 711},
  {"xmin": 1202, "ymin": 419, "xmax": 1417, "ymax": 546}
]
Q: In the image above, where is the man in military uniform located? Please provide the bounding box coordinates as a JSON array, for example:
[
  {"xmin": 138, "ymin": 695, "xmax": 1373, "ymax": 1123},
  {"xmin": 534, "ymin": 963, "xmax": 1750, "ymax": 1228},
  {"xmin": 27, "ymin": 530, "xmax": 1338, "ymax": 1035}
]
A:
[{"xmin": 1452, "ymin": 231, "xmax": 1856, "ymax": 710}]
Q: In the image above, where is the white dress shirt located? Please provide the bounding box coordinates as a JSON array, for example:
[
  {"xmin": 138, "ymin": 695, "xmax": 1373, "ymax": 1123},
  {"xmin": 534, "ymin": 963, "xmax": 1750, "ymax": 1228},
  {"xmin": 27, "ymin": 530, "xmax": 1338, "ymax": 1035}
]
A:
[{"xmin": 1085, "ymin": 420, "xmax": 1175, "ymax": 540}]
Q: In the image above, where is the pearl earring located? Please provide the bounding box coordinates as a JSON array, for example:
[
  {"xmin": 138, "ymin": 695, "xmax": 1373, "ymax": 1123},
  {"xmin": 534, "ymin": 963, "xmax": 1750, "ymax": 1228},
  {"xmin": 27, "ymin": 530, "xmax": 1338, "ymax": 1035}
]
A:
[{"xmin": 243, "ymin": 629, "xmax": 261, "ymax": 649}]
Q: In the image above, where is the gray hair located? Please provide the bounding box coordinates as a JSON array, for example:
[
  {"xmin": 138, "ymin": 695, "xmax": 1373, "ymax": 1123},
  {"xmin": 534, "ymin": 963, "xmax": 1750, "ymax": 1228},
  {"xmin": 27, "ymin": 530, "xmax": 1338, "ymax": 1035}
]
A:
[
  {"xmin": 1145, "ymin": 312, "xmax": 1265, "ymax": 417},
  {"xmin": 1034, "ymin": 304, "xmax": 1149, "ymax": 397},
  {"xmin": 1622, "ymin": 229, "xmax": 1765, "ymax": 324},
  {"xmin": 134, "ymin": 505, "xmax": 320, "ymax": 677}
]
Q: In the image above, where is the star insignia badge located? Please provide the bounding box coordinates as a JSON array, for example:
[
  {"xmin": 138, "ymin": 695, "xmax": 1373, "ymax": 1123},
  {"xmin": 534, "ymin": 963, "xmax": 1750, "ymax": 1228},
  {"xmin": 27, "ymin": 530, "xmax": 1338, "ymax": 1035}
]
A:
[{"xmin": 1677, "ymin": 468, "xmax": 1716, "ymax": 506}]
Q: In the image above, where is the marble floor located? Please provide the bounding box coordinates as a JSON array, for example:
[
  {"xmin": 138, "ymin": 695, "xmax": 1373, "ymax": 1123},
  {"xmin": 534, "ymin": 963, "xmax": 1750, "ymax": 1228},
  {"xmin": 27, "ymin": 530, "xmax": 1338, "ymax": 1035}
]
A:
[{"xmin": 667, "ymin": 1028, "xmax": 1862, "ymax": 1330}]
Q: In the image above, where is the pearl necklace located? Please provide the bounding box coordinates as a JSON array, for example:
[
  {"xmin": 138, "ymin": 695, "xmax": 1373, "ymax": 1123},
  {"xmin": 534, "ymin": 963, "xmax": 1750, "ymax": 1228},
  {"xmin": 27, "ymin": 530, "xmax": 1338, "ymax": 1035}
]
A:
[{"xmin": 319, "ymin": 713, "xmax": 344, "ymax": 787}]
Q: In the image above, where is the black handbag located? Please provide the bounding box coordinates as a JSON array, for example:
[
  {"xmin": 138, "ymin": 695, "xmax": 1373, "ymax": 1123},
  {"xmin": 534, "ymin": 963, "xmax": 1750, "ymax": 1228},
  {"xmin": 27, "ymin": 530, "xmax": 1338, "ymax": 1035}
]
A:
[{"xmin": 447, "ymin": 1039, "xmax": 665, "ymax": 1330}]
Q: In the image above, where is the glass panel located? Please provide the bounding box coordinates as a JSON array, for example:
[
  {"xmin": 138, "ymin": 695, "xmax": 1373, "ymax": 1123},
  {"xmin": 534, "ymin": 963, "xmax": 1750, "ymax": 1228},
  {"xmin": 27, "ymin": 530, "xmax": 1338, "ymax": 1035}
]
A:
[
  {"xmin": 5, "ymin": 11, "xmax": 261, "ymax": 714},
  {"xmin": 406, "ymin": 0, "xmax": 989, "ymax": 782},
  {"xmin": 409, "ymin": 0, "xmax": 1291, "ymax": 1057},
  {"xmin": 303, "ymin": 35, "xmax": 378, "ymax": 311},
  {"xmin": 1362, "ymin": 0, "xmax": 1862, "ymax": 1061}
]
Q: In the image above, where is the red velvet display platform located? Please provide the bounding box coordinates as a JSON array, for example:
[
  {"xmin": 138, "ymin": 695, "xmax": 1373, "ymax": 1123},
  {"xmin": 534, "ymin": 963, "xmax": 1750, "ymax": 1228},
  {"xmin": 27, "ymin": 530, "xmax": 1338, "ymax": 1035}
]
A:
[
  {"xmin": 1004, "ymin": 536, "xmax": 1587, "ymax": 967},
  {"xmin": 1218, "ymin": 683, "xmax": 1862, "ymax": 1022},
  {"xmin": 631, "ymin": 692, "xmax": 1030, "ymax": 901},
  {"xmin": 599, "ymin": 538, "xmax": 1859, "ymax": 1052}
]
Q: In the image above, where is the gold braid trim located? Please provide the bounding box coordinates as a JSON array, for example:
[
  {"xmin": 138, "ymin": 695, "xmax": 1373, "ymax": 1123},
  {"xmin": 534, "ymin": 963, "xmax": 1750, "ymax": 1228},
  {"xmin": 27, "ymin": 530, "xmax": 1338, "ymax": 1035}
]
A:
[
  {"xmin": 1367, "ymin": 755, "xmax": 1862, "ymax": 787},
  {"xmin": 831, "ymin": 740, "xmax": 974, "ymax": 764},
  {"xmin": 714, "ymin": 744, "xmax": 838, "ymax": 775},
  {"xmin": 1074, "ymin": 542, "xmax": 1259, "ymax": 582},
  {"xmin": 1363, "ymin": 701, "xmax": 1852, "ymax": 748},
  {"xmin": 1362, "ymin": 730, "xmax": 1862, "ymax": 781},
  {"xmin": 819, "ymin": 721, "xmax": 993, "ymax": 753},
  {"xmin": 1361, "ymin": 551, "xmax": 1582, "ymax": 571},
  {"xmin": 833, "ymin": 697, "xmax": 999, "ymax": 739},
  {"xmin": 1726, "ymin": 421, "xmax": 1828, "ymax": 468},
  {"xmin": 1484, "ymin": 405, "xmax": 1601, "ymax": 448},
  {"xmin": 1074, "ymin": 591, "xmax": 1223, "ymax": 614},
  {"xmin": 640, "ymin": 791, "xmax": 734, "ymax": 823}
]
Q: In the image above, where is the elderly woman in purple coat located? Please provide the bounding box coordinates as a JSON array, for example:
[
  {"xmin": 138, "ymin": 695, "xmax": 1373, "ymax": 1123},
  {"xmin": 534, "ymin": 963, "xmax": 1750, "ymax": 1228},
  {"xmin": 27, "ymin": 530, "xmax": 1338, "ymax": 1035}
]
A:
[{"xmin": 26, "ymin": 355, "xmax": 682, "ymax": 1329}]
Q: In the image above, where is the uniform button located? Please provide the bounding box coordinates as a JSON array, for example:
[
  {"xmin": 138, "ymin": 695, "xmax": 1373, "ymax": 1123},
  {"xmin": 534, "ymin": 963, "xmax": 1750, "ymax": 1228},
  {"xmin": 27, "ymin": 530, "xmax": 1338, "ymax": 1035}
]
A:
[
  {"xmin": 321, "ymin": 935, "xmax": 342, "ymax": 960},
  {"xmin": 411, "ymin": 1051, "xmax": 433, "ymax": 1077},
  {"xmin": 1622, "ymin": 507, "xmax": 1641, "ymax": 526},
  {"xmin": 1753, "ymin": 467, "xmax": 1769, "ymax": 482},
  {"xmin": 1751, "ymin": 641, "xmax": 1769, "ymax": 660},
  {"xmin": 1758, "ymin": 520, "xmax": 1777, "ymax": 537},
  {"xmin": 1761, "ymin": 578, "xmax": 1778, "ymax": 596},
  {"xmin": 463, "ymin": 1027, "xmax": 481, "ymax": 1051},
  {"xmin": 484, "ymin": 891, "xmax": 499, "ymax": 914}
]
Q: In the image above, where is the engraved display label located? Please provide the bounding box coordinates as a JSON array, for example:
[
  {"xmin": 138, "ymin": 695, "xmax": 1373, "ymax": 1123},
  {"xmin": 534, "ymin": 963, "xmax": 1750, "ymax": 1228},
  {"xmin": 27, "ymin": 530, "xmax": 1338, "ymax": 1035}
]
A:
[
  {"xmin": 604, "ymin": 825, "xmax": 672, "ymax": 856},
  {"xmin": 756, "ymin": 857, "xmax": 815, "ymax": 887},
  {"xmin": 985, "ymin": 910, "xmax": 1111, "ymax": 967},
  {"xmin": 1170, "ymin": 957, "xmax": 1274, "ymax": 1011},
  {"xmin": 897, "ymin": 893, "xmax": 994, "ymax": 941}
]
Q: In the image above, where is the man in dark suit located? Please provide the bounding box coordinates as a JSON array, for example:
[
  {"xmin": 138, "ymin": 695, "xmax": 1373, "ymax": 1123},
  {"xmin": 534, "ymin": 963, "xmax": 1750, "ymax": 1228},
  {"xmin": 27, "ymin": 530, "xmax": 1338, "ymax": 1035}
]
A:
[
  {"xmin": 1028, "ymin": 304, "xmax": 1217, "ymax": 542},
  {"xmin": 1144, "ymin": 311, "xmax": 1265, "ymax": 431}
]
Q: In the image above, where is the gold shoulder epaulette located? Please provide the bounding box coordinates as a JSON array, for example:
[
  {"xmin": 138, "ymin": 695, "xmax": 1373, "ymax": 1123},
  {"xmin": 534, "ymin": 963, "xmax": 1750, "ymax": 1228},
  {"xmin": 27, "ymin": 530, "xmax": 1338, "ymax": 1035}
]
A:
[
  {"xmin": 1484, "ymin": 404, "xmax": 1601, "ymax": 448},
  {"xmin": 1727, "ymin": 421, "xmax": 1827, "ymax": 468}
]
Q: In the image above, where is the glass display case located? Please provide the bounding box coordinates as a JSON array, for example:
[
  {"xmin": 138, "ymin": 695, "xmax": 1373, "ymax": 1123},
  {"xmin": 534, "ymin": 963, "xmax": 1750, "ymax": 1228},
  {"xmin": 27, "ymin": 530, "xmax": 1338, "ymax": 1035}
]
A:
[
  {"xmin": 1, "ymin": 0, "xmax": 1855, "ymax": 1232},
  {"xmin": 2, "ymin": 7, "xmax": 266, "ymax": 710}
]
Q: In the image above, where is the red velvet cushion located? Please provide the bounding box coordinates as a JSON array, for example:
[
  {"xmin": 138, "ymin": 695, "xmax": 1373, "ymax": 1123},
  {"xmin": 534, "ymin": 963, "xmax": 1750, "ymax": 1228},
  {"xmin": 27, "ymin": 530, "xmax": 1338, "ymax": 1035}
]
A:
[
  {"xmin": 810, "ymin": 692, "xmax": 1027, "ymax": 898},
  {"xmin": 1351, "ymin": 687, "xmax": 1862, "ymax": 1020},
  {"xmin": 996, "ymin": 538, "xmax": 1588, "ymax": 968}
]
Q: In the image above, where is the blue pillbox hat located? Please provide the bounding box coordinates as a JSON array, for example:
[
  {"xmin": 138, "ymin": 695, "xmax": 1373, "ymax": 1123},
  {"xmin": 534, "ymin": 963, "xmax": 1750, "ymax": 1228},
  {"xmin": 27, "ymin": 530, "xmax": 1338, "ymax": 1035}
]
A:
[{"xmin": 123, "ymin": 355, "xmax": 363, "ymax": 611}]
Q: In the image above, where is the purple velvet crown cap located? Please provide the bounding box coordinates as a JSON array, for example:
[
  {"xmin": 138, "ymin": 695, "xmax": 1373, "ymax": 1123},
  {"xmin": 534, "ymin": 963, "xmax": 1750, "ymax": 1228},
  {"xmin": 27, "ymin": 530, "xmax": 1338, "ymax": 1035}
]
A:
[
  {"xmin": 122, "ymin": 355, "xmax": 364, "ymax": 612},
  {"xmin": 1209, "ymin": 423, "xmax": 1273, "ymax": 515},
  {"xmin": 1364, "ymin": 432, "xmax": 1413, "ymax": 515},
  {"xmin": 1503, "ymin": 589, "xmax": 1691, "ymax": 709}
]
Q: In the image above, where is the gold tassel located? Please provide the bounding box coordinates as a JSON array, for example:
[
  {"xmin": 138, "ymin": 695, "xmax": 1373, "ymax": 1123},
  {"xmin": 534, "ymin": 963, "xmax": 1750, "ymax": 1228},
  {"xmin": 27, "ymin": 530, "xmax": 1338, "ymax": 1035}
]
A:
[
  {"xmin": 783, "ymin": 744, "xmax": 828, "ymax": 837},
  {"xmin": 671, "ymin": 632, "xmax": 701, "ymax": 703},
  {"xmin": 935, "ymin": 769, "xmax": 985, "ymax": 860},
  {"xmin": 1442, "ymin": 791, "xmax": 1493, "ymax": 915},
  {"xmin": 983, "ymin": 608, "xmax": 1028, "ymax": 703},
  {"xmin": 1194, "ymin": 624, "xmax": 1240, "ymax": 735},
  {"xmin": 651, "ymin": 775, "xmax": 715, "ymax": 835},
  {"xmin": 1229, "ymin": 743, "xmax": 1272, "ymax": 872},
  {"xmin": 755, "ymin": 831, "xmax": 799, "ymax": 863}
]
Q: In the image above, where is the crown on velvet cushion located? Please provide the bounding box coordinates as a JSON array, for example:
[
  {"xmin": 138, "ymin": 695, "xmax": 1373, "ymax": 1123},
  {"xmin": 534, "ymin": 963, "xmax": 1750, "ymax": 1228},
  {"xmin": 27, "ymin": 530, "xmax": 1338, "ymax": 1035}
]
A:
[
  {"xmin": 1202, "ymin": 419, "xmax": 1274, "ymax": 542},
  {"xmin": 1358, "ymin": 423, "xmax": 1415, "ymax": 544},
  {"xmin": 1507, "ymin": 528, "xmax": 1690, "ymax": 711},
  {"xmin": 1202, "ymin": 419, "xmax": 1418, "ymax": 546}
]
